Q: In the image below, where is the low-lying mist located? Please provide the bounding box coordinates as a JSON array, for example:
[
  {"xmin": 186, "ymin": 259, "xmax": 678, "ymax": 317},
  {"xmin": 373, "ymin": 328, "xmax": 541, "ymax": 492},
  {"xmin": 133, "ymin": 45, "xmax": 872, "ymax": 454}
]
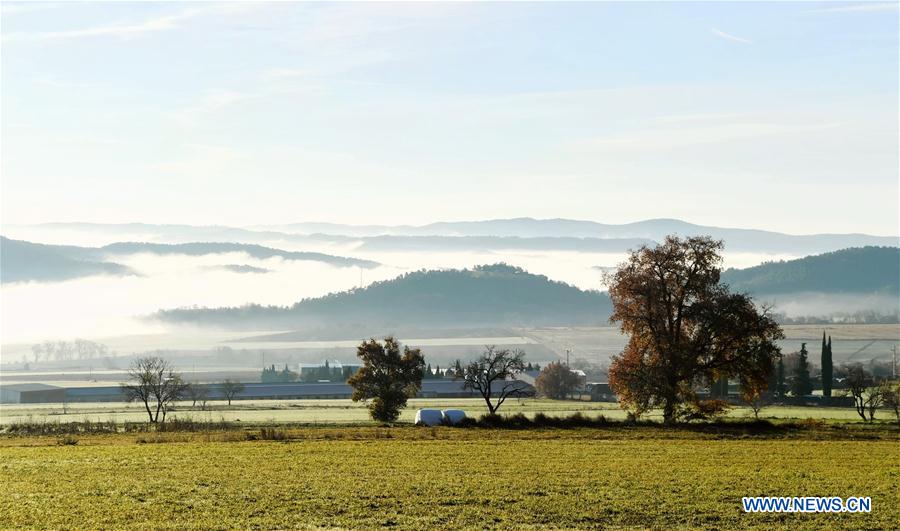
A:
[{"xmin": 0, "ymin": 233, "xmax": 801, "ymax": 350}]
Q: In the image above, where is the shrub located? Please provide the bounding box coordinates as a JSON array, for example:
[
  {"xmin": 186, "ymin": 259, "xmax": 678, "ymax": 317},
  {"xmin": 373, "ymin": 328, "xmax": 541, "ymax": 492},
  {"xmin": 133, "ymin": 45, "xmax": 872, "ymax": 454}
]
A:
[
  {"xmin": 681, "ymin": 400, "xmax": 730, "ymax": 422},
  {"xmin": 259, "ymin": 427, "xmax": 287, "ymax": 441}
]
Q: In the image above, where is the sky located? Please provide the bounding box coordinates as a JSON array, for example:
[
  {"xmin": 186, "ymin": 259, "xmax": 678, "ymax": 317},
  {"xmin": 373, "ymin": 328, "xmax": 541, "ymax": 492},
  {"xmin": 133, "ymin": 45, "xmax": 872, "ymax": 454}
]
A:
[{"xmin": 1, "ymin": 1, "xmax": 898, "ymax": 235}]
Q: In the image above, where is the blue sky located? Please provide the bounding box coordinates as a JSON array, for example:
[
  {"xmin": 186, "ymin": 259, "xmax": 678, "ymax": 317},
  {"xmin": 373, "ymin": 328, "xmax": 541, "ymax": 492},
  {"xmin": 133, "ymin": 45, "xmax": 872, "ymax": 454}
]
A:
[{"xmin": 1, "ymin": 1, "xmax": 897, "ymax": 234}]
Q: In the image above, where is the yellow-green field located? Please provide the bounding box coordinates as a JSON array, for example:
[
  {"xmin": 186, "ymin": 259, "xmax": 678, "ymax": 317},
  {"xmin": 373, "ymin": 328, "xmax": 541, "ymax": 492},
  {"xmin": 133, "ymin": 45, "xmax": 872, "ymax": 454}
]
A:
[
  {"xmin": 0, "ymin": 398, "xmax": 875, "ymax": 426},
  {"xmin": 1, "ymin": 426, "xmax": 897, "ymax": 529}
]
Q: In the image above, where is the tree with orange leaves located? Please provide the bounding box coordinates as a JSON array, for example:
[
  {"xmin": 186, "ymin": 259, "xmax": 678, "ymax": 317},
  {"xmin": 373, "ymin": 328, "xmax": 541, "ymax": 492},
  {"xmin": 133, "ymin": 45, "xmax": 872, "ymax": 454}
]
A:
[{"xmin": 606, "ymin": 235, "xmax": 783, "ymax": 424}]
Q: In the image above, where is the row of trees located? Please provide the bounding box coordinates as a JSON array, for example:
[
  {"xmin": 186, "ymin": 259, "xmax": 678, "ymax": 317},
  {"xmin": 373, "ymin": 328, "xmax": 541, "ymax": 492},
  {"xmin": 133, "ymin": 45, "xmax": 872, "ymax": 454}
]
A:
[
  {"xmin": 261, "ymin": 364, "xmax": 299, "ymax": 383},
  {"xmin": 120, "ymin": 358, "xmax": 246, "ymax": 423},
  {"xmin": 30, "ymin": 339, "xmax": 112, "ymax": 362}
]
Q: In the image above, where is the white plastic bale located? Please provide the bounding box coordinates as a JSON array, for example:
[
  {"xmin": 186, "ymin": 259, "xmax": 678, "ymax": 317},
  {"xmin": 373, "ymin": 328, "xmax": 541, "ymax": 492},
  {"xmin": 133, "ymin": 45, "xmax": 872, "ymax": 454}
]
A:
[
  {"xmin": 415, "ymin": 408, "xmax": 444, "ymax": 426},
  {"xmin": 441, "ymin": 409, "xmax": 467, "ymax": 425}
]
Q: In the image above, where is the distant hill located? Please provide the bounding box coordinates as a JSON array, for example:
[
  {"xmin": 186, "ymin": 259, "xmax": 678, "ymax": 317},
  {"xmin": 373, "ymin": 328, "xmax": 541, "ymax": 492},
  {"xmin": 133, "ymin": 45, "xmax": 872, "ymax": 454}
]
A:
[
  {"xmin": 1, "ymin": 237, "xmax": 133, "ymax": 283},
  {"xmin": 0, "ymin": 237, "xmax": 377, "ymax": 283},
  {"xmin": 152, "ymin": 263, "xmax": 613, "ymax": 330},
  {"xmin": 96, "ymin": 242, "xmax": 378, "ymax": 268},
  {"xmin": 721, "ymin": 246, "xmax": 900, "ymax": 295}
]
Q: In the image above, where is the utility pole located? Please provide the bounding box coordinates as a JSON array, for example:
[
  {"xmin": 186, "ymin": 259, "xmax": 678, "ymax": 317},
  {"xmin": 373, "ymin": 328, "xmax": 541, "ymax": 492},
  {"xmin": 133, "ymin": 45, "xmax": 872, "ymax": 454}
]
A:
[
  {"xmin": 565, "ymin": 349, "xmax": 570, "ymax": 367},
  {"xmin": 892, "ymin": 344, "xmax": 897, "ymax": 379}
]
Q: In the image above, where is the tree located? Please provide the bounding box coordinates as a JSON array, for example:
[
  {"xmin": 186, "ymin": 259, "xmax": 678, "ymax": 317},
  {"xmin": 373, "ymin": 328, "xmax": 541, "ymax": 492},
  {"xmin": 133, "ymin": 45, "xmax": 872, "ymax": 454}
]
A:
[
  {"xmin": 605, "ymin": 236, "xmax": 783, "ymax": 423},
  {"xmin": 185, "ymin": 383, "xmax": 209, "ymax": 409},
  {"xmin": 821, "ymin": 332, "xmax": 833, "ymax": 399},
  {"xmin": 454, "ymin": 346, "xmax": 532, "ymax": 415},
  {"xmin": 843, "ymin": 365, "xmax": 883, "ymax": 422},
  {"xmin": 261, "ymin": 364, "xmax": 298, "ymax": 383},
  {"xmin": 741, "ymin": 380, "xmax": 767, "ymax": 419},
  {"xmin": 881, "ymin": 381, "xmax": 900, "ymax": 426},
  {"xmin": 120, "ymin": 356, "xmax": 187, "ymax": 423},
  {"xmin": 221, "ymin": 379, "xmax": 245, "ymax": 405},
  {"xmin": 347, "ymin": 337, "xmax": 425, "ymax": 422},
  {"xmin": 535, "ymin": 361, "xmax": 581, "ymax": 399},
  {"xmin": 775, "ymin": 355, "xmax": 787, "ymax": 399},
  {"xmin": 791, "ymin": 343, "xmax": 813, "ymax": 398}
]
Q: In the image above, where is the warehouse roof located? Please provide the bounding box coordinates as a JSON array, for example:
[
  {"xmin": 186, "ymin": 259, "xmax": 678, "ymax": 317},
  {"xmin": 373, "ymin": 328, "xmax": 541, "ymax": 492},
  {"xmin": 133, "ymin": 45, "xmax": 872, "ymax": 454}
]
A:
[{"xmin": 0, "ymin": 383, "xmax": 63, "ymax": 392}]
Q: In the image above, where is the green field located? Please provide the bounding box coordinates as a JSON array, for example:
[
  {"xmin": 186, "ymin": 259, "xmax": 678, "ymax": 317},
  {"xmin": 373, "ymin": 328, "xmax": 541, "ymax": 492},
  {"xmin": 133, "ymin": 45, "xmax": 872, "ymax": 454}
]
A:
[
  {"xmin": 0, "ymin": 398, "xmax": 877, "ymax": 426},
  {"xmin": 1, "ymin": 426, "xmax": 897, "ymax": 529}
]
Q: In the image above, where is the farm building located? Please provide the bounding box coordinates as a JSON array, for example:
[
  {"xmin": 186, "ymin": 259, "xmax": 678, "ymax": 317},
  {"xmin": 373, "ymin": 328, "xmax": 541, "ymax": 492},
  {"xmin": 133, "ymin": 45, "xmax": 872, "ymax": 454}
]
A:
[
  {"xmin": 0, "ymin": 379, "xmax": 532, "ymax": 403},
  {"xmin": 585, "ymin": 382, "xmax": 615, "ymax": 402},
  {"xmin": 0, "ymin": 383, "xmax": 67, "ymax": 403}
]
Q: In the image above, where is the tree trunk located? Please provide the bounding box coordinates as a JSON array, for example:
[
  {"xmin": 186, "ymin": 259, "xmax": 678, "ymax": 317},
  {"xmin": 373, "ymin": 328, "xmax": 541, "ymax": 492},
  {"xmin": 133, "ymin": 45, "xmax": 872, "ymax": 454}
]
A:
[
  {"xmin": 142, "ymin": 399, "xmax": 154, "ymax": 423},
  {"xmin": 662, "ymin": 395, "xmax": 677, "ymax": 424}
]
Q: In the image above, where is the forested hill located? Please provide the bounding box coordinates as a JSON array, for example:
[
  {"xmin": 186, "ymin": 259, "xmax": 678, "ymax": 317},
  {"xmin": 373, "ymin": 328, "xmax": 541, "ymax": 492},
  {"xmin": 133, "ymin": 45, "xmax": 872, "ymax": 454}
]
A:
[
  {"xmin": 0, "ymin": 237, "xmax": 377, "ymax": 283},
  {"xmin": 153, "ymin": 264, "xmax": 612, "ymax": 330},
  {"xmin": 0, "ymin": 237, "xmax": 134, "ymax": 283},
  {"xmin": 721, "ymin": 246, "xmax": 900, "ymax": 295}
]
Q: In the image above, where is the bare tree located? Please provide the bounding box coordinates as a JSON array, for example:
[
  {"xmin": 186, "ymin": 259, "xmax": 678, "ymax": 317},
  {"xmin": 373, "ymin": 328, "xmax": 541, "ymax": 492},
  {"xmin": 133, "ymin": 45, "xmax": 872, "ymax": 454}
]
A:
[
  {"xmin": 865, "ymin": 382, "xmax": 887, "ymax": 422},
  {"xmin": 120, "ymin": 356, "xmax": 187, "ymax": 423},
  {"xmin": 881, "ymin": 381, "xmax": 900, "ymax": 426},
  {"xmin": 221, "ymin": 379, "xmax": 245, "ymax": 406},
  {"xmin": 454, "ymin": 346, "xmax": 532, "ymax": 415},
  {"xmin": 185, "ymin": 383, "xmax": 210, "ymax": 410},
  {"xmin": 843, "ymin": 365, "xmax": 884, "ymax": 422}
]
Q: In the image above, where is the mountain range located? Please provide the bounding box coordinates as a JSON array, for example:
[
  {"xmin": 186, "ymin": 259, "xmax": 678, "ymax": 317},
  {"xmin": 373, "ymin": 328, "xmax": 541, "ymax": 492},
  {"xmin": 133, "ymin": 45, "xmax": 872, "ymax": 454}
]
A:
[{"xmin": 13, "ymin": 218, "xmax": 898, "ymax": 254}]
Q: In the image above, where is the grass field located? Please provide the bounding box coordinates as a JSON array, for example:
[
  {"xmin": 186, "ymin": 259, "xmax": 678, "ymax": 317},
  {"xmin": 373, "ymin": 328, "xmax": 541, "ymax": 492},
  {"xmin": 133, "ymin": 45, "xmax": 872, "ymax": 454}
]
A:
[
  {"xmin": 1, "ymin": 425, "xmax": 897, "ymax": 529},
  {"xmin": 0, "ymin": 398, "xmax": 877, "ymax": 426}
]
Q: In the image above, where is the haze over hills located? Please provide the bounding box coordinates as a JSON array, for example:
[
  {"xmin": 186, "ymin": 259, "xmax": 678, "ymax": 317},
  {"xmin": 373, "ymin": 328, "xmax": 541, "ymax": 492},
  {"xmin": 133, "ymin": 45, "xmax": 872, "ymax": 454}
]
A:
[
  {"xmin": 0, "ymin": 238, "xmax": 377, "ymax": 284},
  {"xmin": 721, "ymin": 246, "xmax": 900, "ymax": 296},
  {"xmin": 10, "ymin": 218, "xmax": 898, "ymax": 255},
  {"xmin": 0, "ymin": 237, "xmax": 136, "ymax": 283},
  {"xmin": 153, "ymin": 247, "xmax": 900, "ymax": 331},
  {"xmin": 354, "ymin": 235, "xmax": 653, "ymax": 252},
  {"xmin": 153, "ymin": 264, "xmax": 613, "ymax": 330},
  {"xmin": 97, "ymin": 242, "xmax": 378, "ymax": 268},
  {"xmin": 255, "ymin": 218, "xmax": 898, "ymax": 254}
]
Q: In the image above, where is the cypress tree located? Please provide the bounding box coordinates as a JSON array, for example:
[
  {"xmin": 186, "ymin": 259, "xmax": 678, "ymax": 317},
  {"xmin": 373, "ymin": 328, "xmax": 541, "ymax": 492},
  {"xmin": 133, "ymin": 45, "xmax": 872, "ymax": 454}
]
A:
[
  {"xmin": 821, "ymin": 333, "xmax": 833, "ymax": 398},
  {"xmin": 775, "ymin": 356, "xmax": 786, "ymax": 398},
  {"xmin": 791, "ymin": 343, "xmax": 813, "ymax": 398},
  {"xmin": 426, "ymin": 363, "xmax": 433, "ymax": 379},
  {"xmin": 710, "ymin": 375, "xmax": 729, "ymax": 398}
]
